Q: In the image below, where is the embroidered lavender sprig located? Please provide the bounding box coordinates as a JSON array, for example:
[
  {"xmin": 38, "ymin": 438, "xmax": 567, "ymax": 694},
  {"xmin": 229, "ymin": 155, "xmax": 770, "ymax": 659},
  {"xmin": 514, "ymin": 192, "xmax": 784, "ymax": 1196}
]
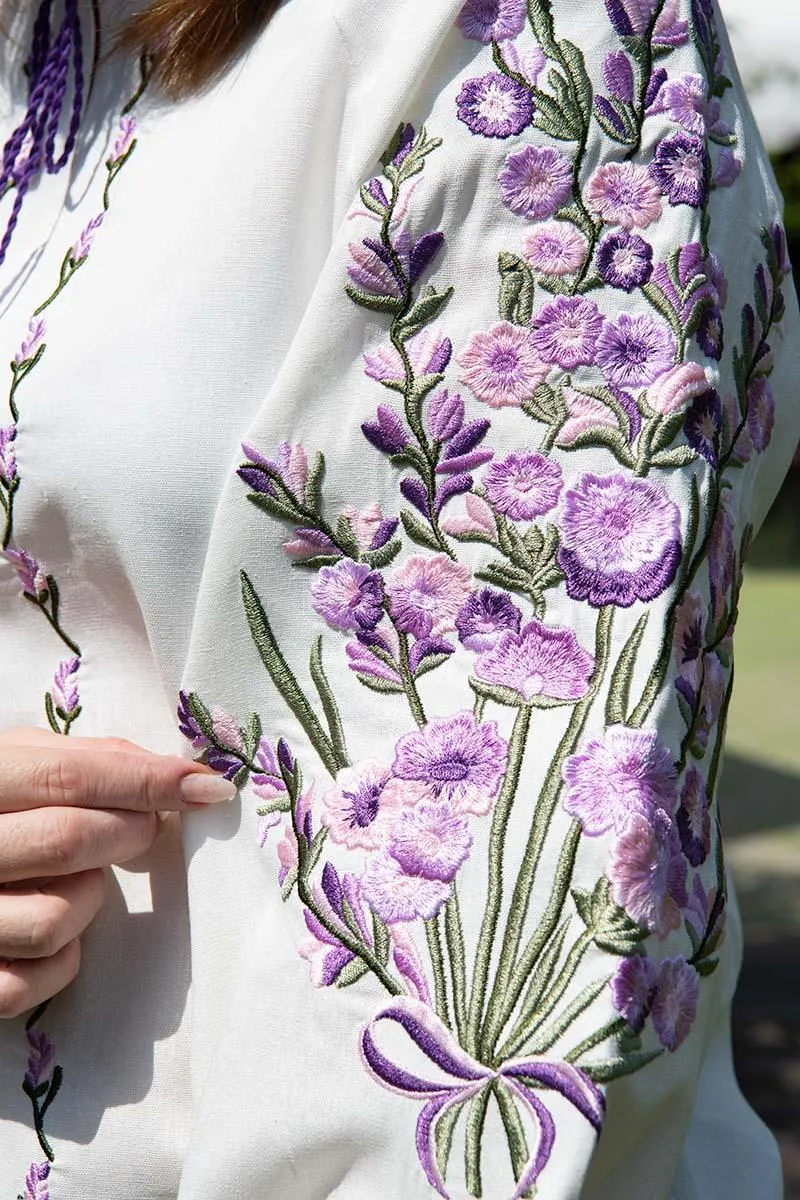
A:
[{"xmin": 20, "ymin": 1005, "xmax": 63, "ymax": 1163}]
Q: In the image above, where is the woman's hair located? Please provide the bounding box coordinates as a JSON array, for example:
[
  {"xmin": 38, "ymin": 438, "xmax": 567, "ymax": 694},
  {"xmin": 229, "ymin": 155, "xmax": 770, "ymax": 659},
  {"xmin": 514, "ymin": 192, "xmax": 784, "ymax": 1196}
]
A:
[{"xmin": 117, "ymin": 0, "xmax": 281, "ymax": 98}]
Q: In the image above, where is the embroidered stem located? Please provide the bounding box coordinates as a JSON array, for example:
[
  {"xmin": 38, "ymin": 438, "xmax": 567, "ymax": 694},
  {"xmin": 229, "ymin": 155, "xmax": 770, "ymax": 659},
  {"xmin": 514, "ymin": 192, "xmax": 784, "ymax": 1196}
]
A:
[
  {"xmin": 397, "ymin": 631, "xmax": 427, "ymax": 727},
  {"xmin": 425, "ymin": 913, "xmax": 451, "ymax": 1029},
  {"xmin": 565, "ymin": 1016, "xmax": 626, "ymax": 1063},
  {"xmin": 464, "ymin": 1083, "xmax": 492, "ymax": 1198},
  {"xmin": 444, "ymin": 883, "xmax": 468, "ymax": 1044},
  {"xmin": 498, "ymin": 929, "xmax": 593, "ymax": 1060}
]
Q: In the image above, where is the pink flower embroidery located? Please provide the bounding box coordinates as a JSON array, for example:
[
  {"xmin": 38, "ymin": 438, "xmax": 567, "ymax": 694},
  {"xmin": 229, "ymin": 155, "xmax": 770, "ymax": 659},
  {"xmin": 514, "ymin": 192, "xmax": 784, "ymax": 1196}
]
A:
[{"xmin": 458, "ymin": 321, "xmax": 548, "ymax": 409}]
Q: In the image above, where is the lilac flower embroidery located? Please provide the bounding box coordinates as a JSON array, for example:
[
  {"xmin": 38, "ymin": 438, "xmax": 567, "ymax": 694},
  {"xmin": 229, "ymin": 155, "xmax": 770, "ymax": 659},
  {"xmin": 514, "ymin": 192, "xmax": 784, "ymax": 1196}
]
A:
[
  {"xmin": 71, "ymin": 213, "xmax": 104, "ymax": 263},
  {"xmin": 585, "ymin": 162, "xmax": 661, "ymax": 230},
  {"xmin": 475, "ymin": 619, "xmax": 595, "ymax": 703},
  {"xmin": 456, "ymin": 73, "xmax": 533, "ymax": 139},
  {"xmin": 322, "ymin": 761, "xmax": 406, "ymax": 851},
  {"xmin": 361, "ymin": 851, "xmax": 451, "ymax": 923},
  {"xmin": 674, "ymin": 589, "xmax": 707, "ymax": 689},
  {"xmin": 556, "ymin": 387, "xmax": 619, "ymax": 446},
  {"xmin": 0, "ymin": 423, "xmax": 17, "ymax": 484},
  {"xmin": 239, "ymin": 440, "xmax": 308, "ymax": 501},
  {"xmin": 563, "ymin": 724, "xmax": 677, "ymax": 836},
  {"xmin": 22, "ymin": 1162, "xmax": 51, "ymax": 1200},
  {"xmin": 610, "ymin": 955, "xmax": 657, "ymax": 1032},
  {"xmin": 391, "ymin": 711, "xmax": 508, "ymax": 817},
  {"xmin": 647, "ymin": 362, "xmax": 709, "ymax": 415},
  {"xmin": 458, "ymin": 321, "xmax": 548, "ymax": 408},
  {"xmin": 608, "ymin": 809, "xmax": 688, "ymax": 939},
  {"xmin": 522, "ymin": 221, "xmax": 588, "ymax": 277},
  {"xmin": 557, "ymin": 473, "xmax": 682, "ymax": 608},
  {"xmin": 604, "ymin": 0, "xmax": 659, "ymax": 37},
  {"xmin": 14, "ymin": 317, "xmax": 46, "ymax": 366},
  {"xmin": 363, "ymin": 327, "xmax": 452, "ymax": 386},
  {"xmin": 676, "ymin": 767, "xmax": 711, "ymax": 866},
  {"xmin": 595, "ymin": 313, "xmax": 676, "ymax": 387},
  {"xmin": 653, "ymin": 0, "xmax": 689, "ymax": 47},
  {"xmin": 3, "ymin": 547, "xmax": 47, "ymax": 598},
  {"xmin": 362, "ymin": 405, "xmax": 408, "ymax": 455},
  {"xmin": 650, "ymin": 132, "xmax": 709, "ymax": 208},
  {"xmin": 251, "ymin": 739, "xmax": 288, "ymax": 804},
  {"xmin": 596, "ymin": 231, "xmax": 653, "ymax": 292},
  {"xmin": 714, "ymin": 149, "xmax": 742, "ymax": 190},
  {"xmin": 387, "ymin": 799, "xmax": 473, "ymax": 882},
  {"xmin": 110, "ymin": 115, "xmax": 136, "ymax": 162},
  {"xmin": 440, "ymin": 492, "xmax": 497, "ymax": 541},
  {"xmin": 659, "ymin": 73, "xmax": 709, "ymax": 135},
  {"xmin": 387, "ymin": 553, "xmax": 471, "ymax": 638},
  {"xmin": 532, "ymin": 296, "xmax": 605, "ymax": 370},
  {"xmin": 498, "ymin": 145, "xmax": 573, "ymax": 220},
  {"xmin": 300, "ymin": 869, "xmax": 371, "ymax": 985},
  {"xmin": 456, "ymin": 587, "xmax": 521, "ymax": 652},
  {"xmin": 683, "ymin": 388, "xmax": 722, "ymax": 466},
  {"xmin": 456, "ymin": 0, "xmax": 527, "ymax": 43},
  {"xmin": 51, "ymin": 656, "xmax": 80, "ymax": 718},
  {"xmin": 602, "ymin": 52, "xmax": 635, "ymax": 105},
  {"xmin": 747, "ymin": 377, "xmax": 775, "ymax": 453},
  {"xmin": 651, "ymin": 957, "xmax": 699, "ymax": 1050},
  {"xmin": 311, "ymin": 559, "xmax": 385, "ymax": 633},
  {"xmin": 483, "ymin": 451, "xmax": 563, "ymax": 520},
  {"xmin": 24, "ymin": 1028, "xmax": 55, "ymax": 1091},
  {"xmin": 427, "ymin": 390, "xmax": 464, "ymax": 442}
]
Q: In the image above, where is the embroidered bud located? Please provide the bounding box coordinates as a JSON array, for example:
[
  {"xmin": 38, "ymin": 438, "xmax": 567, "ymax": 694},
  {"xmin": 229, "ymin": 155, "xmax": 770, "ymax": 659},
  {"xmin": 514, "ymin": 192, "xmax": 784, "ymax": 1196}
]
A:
[
  {"xmin": 72, "ymin": 213, "xmax": 104, "ymax": 263},
  {"xmin": 52, "ymin": 657, "xmax": 80, "ymax": 718},
  {"xmin": 427, "ymin": 389, "xmax": 464, "ymax": 442},
  {"xmin": 3, "ymin": 547, "xmax": 48, "ymax": 598},
  {"xmin": 602, "ymin": 51, "xmax": 634, "ymax": 104},
  {"xmin": 0, "ymin": 423, "xmax": 17, "ymax": 484},
  {"xmin": 367, "ymin": 177, "xmax": 388, "ymax": 208},
  {"xmin": 111, "ymin": 115, "xmax": 136, "ymax": 163},
  {"xmin": 391, "ymin": 123, "xmax": 415, "ymax": 166},
  {"xmin": 646, "ymin": 362, "xmax": 708, "ymax": 416},
  {"xmin": 14, "ymin": 316, "xmax": 46, "ymax": 366},
  {"xmin": 361, "ymin": 405, "xmax": 408, "ymax": 456},
  {"xmin": 277, "ymin": 738, "xmax": 295, "ymax": 778}
]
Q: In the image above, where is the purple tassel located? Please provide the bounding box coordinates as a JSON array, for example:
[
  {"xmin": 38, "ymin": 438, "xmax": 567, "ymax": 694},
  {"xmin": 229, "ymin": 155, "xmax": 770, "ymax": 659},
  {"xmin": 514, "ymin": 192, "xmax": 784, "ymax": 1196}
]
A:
[{"xmin": 0, "ymin": 0, "xmax": 85, "ymax": 268}]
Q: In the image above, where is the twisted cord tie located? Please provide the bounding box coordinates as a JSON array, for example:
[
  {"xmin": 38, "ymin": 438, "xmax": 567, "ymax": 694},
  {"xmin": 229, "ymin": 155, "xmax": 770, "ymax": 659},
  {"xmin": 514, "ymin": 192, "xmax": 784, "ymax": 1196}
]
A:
[{"xmin": 0, "ymin": 0, "xmax": 84, "ymax": 269}]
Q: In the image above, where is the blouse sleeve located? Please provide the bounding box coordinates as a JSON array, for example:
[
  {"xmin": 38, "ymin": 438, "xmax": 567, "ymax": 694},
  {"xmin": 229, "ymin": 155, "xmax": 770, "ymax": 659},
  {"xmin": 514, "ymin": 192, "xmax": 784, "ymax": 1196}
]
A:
[{"xmin": 175, "ymin": 2, "xmax": 800, "ymax": 1196}]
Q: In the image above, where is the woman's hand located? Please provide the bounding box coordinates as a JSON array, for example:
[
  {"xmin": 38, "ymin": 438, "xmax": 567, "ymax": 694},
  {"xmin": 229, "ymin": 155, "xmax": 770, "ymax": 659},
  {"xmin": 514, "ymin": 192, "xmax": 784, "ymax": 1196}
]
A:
[{"xmin": 0, "ymin": 727, "xmax": 236, "ymax": 1018}]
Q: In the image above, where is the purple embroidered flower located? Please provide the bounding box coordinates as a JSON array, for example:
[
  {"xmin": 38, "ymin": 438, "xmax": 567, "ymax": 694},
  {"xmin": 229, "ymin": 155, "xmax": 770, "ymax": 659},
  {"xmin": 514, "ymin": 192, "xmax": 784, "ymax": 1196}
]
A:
[
  {"xmin": 707, "ymin": 494, "xmax": 736, "ymax": 623},
  {"xmin": 602, "ymin": 51, "xmax": 635, "ymax": 104},
  {"xmin": 556, "ymin": 387, "xmax": 619, "ymax": 446},
  {"xmin": 72, "ymin": 213, "xmax": 104, "ymax": 263},
  {"xmin": 362, "ymin": 405, "xmax": 408, "ymax": 455},
  {"xmin": 427, "ymin": 390, "xmax": 465, "ymax": 442},
  {"xmin": 3, "ymin": 547, "xmax": 47, "ymax": 598},
  {"xmin": 391, "ymin": 123, "xmax": 415, "ymax": 167},
  {"xmin": 714, "ymin": 149, "xmax": 741, "ymax": 190},
  {"xmin": 111, "ymin": 114, "xmax": 136, "ymax": 162},
  {"xmin": 596, "ymin": 312, "xmax": 675, "ymax": 388},
  {"xmin": 695, "ymin": 305, "xmax": 724, "ymax": 360},
  {"xmin": 674, "ymin": 589, "xmax": 706, "ymax": 686},
  {"xmin": 456, "ymin": 587, "xmax": 521, "ymax": 652},
  {"xmin": 746, "ymin": 378, "xmax": 775, "ymax": 454},
  {"xmin": 531, "ymin": 296, "xmax": 605, "ymax": 370},
  {"xmin": 345, "ymin": 638, "xmax": 402, "ymax": 685},
  {"xmin": 339, "ymin": 504, "xmax": 398, "ymax": 553},
  {"xmin": 458, "ymin": 321, "xmax": 548, "ymax": 409},
  {"xmin": 684, "ymin": 388, "xmax": 722, "ymax": 466},
  {"xmin": 651, "ymin": 957, "xmax": 699, "ymax": 1051},
  {"xmin": 456, "ymin": 0, "xmax": 527, "ymax": 43},
  {"xmin": 387, "ymin": 799, "xmax": 473, "ymax": 882},
  {"xmin": 647, "ymin": 362, "xmax": 709, "ymax": 416},
  {"xmin": 610, "ymin": 955, "xmax": 657, "ymax": 1033},
  {"xmin": 650, "ymin": 132, "xmax": 709, "ymax": 208},
  {"xmin": 239, "ymin": 440, "xmax": 308, "ymax": 502},
  {"xmin": 522, "ymin": 221, "xmax": 588, "ymax": 277},
  {"xmin": 52, "ymin": 656, "xmax": 80, "ymax": 717},
  {"xmin": 364, "ymin": 327, "xmax": 452, "ymax": 385},
  {"xmin": 322, "ymin": 760, "xmax": 406, "ymax": 851},
  {"xmin": 300, "ymin": 868, "xmax": 370, "ymax": 984},
  {"xmin": 311, "ymin": 558, "xmax": 385, "ymax": 633},
  {"xmin": 676, "ymin": 767, "xmax": 710, "ymax": 867},
  {"xmin": 436, "ymin": 418, "xmax": 493, "ymax": 476},
  {"xmin": 585, "ymin": 162, "xmax": 661, "ymax": 230},
  {"xmin": 604, "ymin": 0, "xmax": 658, "ymax": 37},
  {"xmin": 659, "ymin": 72, "xmax": 709, "ymax": 135},
  {"xmin": 475, "ymin": 618, "xmax": 595, "ymax": 703},
  {"xmin": 501, "ymin": 41, "xmax": 547, "ymax": 87},
  {"xmin": 440, "ymin": 492, "xmax": 497, "ymax": 541},
  {"xmin": 456, "ymin": 73, "xmax": 533, "ymax": 139},
  {"xmin": 177, "ymin": 690, "xmax": 207, "ymax": 748},
  {"xmin": 609, "ymin": 809, "xmax": 688, "ymax": 939},
  {"xmin": 695, "ymin": 651, "xmax": 726, "ymax": 750},
  {"xmin": 348, "ymin": 235, "xmax": 405, "ymax": 298},
  {"xmin": 653, "ymin": 0, "xmax": 689, "ymax": 47},
  {"xmin": 684, "ymin": 871, "xmax": 726, "ymax": 943},
  {"xmin": 282, "ymin": 528, "xmax": 338, "ymax": 561},
  {"xmin": 563, "ymin": 724, "xmax": 677, "ymax": 836},
  {"xmin": 387, "ymin": 553, "xmax": 471, "ymax": 639},
  {"xmin": 361, "ymin": 852, "xmax": 450, "ymax": 923},
  {"xmin": 0, "ymin": 423, "xmax": 17, "ymax": 485},
  {"xmin": 24, "ymin": 1028, "xmax": 55, "ymax": 1090},
  {"xmin": 596, "ymin": 231, "xmax": 653, "ymax": 292},
  {"xmin": 273, "ymin": 783, "xmax": 316, "ymax": 883},
  {"xmin": 251, "ymin": 739, "xmax": 288, "ymax": 804},
  {"xmin": 14, "ymin": 316, "xmax": 46, "ymax": 366},
  {"xmin": 23, "ymin": 1162, "xmax": 51, "ymax": 1200},
  {"xmin": 483, "ymin": 451, "xmax": 563, "ymax": 520},
  {"xmin": 498, "ymin": 145, "xmax": 573, "ymax": 220},
  {"xmin": 392, "ymin": 711, "xmax": 508, "ymax": 817},
  {"xmin": 558, "ymin": 472, "xmax": 682, "ymax": 608}
]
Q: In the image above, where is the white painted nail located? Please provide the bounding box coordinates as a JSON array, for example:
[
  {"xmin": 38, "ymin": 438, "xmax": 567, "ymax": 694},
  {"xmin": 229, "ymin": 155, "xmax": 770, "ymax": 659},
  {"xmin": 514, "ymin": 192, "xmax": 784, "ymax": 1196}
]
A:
[{"xmin": 180, "ymin": 773, "xmax": 238, "ymax": 805}]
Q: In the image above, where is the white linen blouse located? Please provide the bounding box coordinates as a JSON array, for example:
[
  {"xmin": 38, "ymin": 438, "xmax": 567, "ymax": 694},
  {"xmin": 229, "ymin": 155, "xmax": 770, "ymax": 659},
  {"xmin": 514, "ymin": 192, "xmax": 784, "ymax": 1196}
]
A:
[{"xmin": 1, "ymin": 1, "xmax": 798, "ymax": 1197}]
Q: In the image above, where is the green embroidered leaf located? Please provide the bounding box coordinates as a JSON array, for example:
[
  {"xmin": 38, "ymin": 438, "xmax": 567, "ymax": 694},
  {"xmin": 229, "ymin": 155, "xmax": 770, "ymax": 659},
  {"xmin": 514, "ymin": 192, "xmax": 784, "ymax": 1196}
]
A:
[
  {"xmin": 518, "ymin": 918, "xmax": 571, "ymax": 1020},
  {"xmin": 571, "ymin": 888, "xmax": 593, "ymax": 928},
  {"xmin": 334, "ymin": 515, "xmax": 361, "ymax": 559},
  {"xmin": 474, "ymin": 560, "xmax": 531, "ymax": 595},
  {"xmin": 241, "ymin": 711, "xmax": 263, "ymax": 762},
  {"xmin": 547, "ymin": 68, "xmax": 576, "ymax": 126},
  {"xmin": 241, "ymin": 571, "xmax": 340, "ymax": 778},
  {"xmin": 593, "ymin": 96, "xmax": 636, "ymax": 145},
  {"xmin": 289, "ymin": 554, "xmax": 342, "ymax": 570},
  {"xmin": 373, "ymin": 912, "xmax": 391, "ymax": 966},
  {"xmin": 434, "ymin": 1099, "xmax": 465, "ymax": 1184},
  {"xmin": 306, "ymin": 827, "xmax": 327, "ymax": 877},
  {"xmin": 558, "ymin": 425, "xmax": 634, "ymax": 467},
  {"xmin": 389, "ymin": 445, "xmax": 429, "ymax": 474},
  {"xmin": 527, "ymin": 0, "xmax": 557, "ymax": 51},
  {"xmin": 344, "ymin": 283, "xmax": 403, "ymax": 316},
  {"xmin": 649, "ymin": 446, "xmax": 697, "ymax": 469},
  {"xmin": 650, "ymin": 408, "xmax": 689, "ymax": 455},
  {"xmin": 400, "ymin": 508, "xmax": 441, "ymax": 551},
  {"xmin": 494, "ymin": 1084, "xmax": 533, "ymax": 1196},
  {"xmin": 232, "ymin": 764, "xmax": 250, "ymax": 790},
  {"xmin": 560, "ymin": 39, "xmax": 593, "ymax": 124},
  {"xmin": 469, "ymin": 676, "xmax": 524, "ymax": 709},
  {"xmin": 676, "ymin": 686, "xmax": 694, "ymax": 728},
  {"xmin": 359, "ymin": 181, "xmax": 387, "ymax": 216},
  {"xmin": 576, "ymin": 877, "xmax": 647, "ymax": 956},
  {"xmin": 44, "ymin": 692, "xmax": 60, "ymax": 735},
  {"xmin": 695, "ymin": 956, "xmax": 719, "ymax": 977},
  {"xmin": 605, "ymin": 613, "xmax": 649, "ymax": 725},
  {"xmin": 280, "ymin": 866, "xmax": 299, "ymax": 901},
  {"xmin": 409, "ymin": 372, "xmax": 445, "ymax": 405},
  {"xmin": 187, "ymin": 692, "xmax": 214, "ymax": 740},
  {"xmin": 496, "ymin": 514, "xmax": 532, "ymax": 569},
  {"xmin": 310, "ymin": 637, "xmax": 350, "ymax": 770},
  {"xmin": 246, "ymin": 491, "xmax": 302, "ymax": 525},
  {"xmin": 304, "ymin": 451, "xmax": 326, "ymax": 514},
  {"xmin": 641, "ymin": 282, "xmax": 680, "ymax": 333},
  {"xmin": 522, "ymin": 381, "xmax": 565, "ymax": 426},
  {"xmin": 580, "ymin": 1049, "xmax": 663, "ymax": 1083},
  {"xmin": 364, "ymin": 536, "xmax": 402, "ymax": 570},
  {"xmin": 396, "ymin": 286, "xmax": 454, "ymax": 341},
  {"xmin": 354, "ymin": 673, "xmax": 405, "ymax": 695},
  {"xmin": 415, "ymin": 652, "xmax": 452, "ymax": 678},
  {"xmin": 38, "ymin": 1064, "xmax": 63, "ymax": 1123},
  {"xmin": 497, "ymin": 252, "xmax": 535, "ymax": 326},
  {"xmin": 335, "ymin": 957, "xmax": 370, "ymax": 988},
  {"xmin": 523, "ymin": 974, "xmax": 611, "ymax": 1056},
  {"xmin": 533, "ymin": 90, "xmax": 580, "ymax": 141}
]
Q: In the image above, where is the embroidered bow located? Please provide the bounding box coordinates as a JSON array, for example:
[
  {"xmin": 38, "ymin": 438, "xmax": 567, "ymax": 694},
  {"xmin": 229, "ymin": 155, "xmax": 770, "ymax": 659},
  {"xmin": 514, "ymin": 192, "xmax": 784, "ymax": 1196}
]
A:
[{"xmin": 360, "ymin": 997, "xmax": 605, "ymax": 1199}]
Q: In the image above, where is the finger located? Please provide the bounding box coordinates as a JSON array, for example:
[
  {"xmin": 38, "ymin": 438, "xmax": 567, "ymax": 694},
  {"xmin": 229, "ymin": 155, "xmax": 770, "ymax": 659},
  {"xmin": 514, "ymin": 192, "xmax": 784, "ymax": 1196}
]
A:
[
  {"xmin": 0, "ymin": 870, "xmax": 106, "ymax": 959},
  {"xmin": 0, "ymin": 808, "xmax": 159, "ymax": 884},
  {"xmin": 0, "ymin": 939, "xmax": 81, "ymax": 1019},
  {"xmin": 0, "ymin": 745, "xmax": 238, "ymax": 814},
  {"xmin": 0, "ymin": 727, "xmax": 152, "ymax": 757}
]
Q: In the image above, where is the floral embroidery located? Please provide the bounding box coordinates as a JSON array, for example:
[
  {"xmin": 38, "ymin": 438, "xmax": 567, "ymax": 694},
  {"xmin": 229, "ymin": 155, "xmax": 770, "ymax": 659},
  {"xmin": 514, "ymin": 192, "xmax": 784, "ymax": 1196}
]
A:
[{"xmin": 178, "ymin": 1, "xmax": 789, "ymax": 1195}]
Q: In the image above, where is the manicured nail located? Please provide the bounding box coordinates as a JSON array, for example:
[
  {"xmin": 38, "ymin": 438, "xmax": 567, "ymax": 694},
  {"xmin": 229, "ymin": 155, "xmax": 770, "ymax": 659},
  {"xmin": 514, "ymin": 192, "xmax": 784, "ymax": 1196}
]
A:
[{"xmin": 180, "ymin": 773, "xmax": 238, "ymax": 805}]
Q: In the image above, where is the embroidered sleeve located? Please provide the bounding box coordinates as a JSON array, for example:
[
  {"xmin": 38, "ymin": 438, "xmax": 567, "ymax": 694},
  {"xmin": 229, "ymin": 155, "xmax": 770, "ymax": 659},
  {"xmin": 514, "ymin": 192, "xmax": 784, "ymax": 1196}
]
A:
[{"xmin": 179, "ymin": 2, "xmax": 799, "ymax": 1195}]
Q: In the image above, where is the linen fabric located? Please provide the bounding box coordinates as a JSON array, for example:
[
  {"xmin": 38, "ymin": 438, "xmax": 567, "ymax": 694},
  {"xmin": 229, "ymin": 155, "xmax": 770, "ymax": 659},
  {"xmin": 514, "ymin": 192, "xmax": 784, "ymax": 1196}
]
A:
[{"xmin": 0, "ymin": 1, "xmax": 798, "ymax": 1197}]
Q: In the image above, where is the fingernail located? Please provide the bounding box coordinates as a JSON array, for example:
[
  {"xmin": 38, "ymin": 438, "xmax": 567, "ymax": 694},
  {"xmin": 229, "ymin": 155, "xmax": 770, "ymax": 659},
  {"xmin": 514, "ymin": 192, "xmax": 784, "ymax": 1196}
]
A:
[{"xmin": 180, "ymin": 773, "xmax": 238, "ymax": 805}]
